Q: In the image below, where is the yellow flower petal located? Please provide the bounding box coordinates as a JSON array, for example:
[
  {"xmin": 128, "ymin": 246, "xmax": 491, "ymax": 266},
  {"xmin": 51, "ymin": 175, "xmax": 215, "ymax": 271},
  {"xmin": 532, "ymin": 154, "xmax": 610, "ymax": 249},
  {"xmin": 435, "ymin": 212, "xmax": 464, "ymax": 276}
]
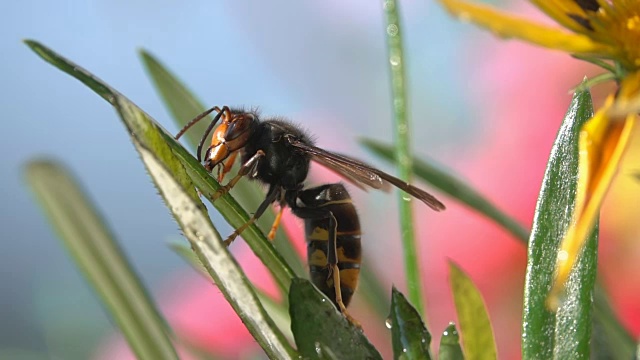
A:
[
  {"xmin": 439, "ymin": 0, "xmax": 612, "ymax": 55},
  {"xmin": 609, "ymin": 71, "xmax": 640, "ymax": 117},
  {"xmin": 530, "ymin": 0, "xmax": 592, "ymax": 35},
  {"xmin": 549, "ymin": 95, "xmax": 637, "ymax": 309}
]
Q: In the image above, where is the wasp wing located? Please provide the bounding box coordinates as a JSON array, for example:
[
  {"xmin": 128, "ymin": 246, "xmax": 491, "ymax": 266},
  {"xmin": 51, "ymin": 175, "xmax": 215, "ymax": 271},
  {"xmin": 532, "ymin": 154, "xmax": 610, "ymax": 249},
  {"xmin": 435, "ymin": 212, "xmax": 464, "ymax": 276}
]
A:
[
  {"xmin": 307, "ymin": 150, "xmax": 389, "ymax": 191},
  {"xmin": 287, "ymin": 137, "xmax": 445, "ymax": 211}
]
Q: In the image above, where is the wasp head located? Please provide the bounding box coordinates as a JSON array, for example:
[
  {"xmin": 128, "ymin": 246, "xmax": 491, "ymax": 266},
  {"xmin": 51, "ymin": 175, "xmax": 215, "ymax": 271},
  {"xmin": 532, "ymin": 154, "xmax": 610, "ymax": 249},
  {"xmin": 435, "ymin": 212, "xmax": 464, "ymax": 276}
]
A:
[{"xmin": 203, "ymin": 110, "xmax": 257, "ymax": 172}]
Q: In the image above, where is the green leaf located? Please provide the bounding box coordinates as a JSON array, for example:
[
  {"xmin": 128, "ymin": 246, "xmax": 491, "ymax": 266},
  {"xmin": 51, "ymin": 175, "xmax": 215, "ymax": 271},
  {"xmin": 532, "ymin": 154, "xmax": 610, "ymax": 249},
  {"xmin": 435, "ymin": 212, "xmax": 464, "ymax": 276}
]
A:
[
  {"xmin": 383, "ymin": 0, "xmax": 425, "ymax": 318},
  {"xmin": 448, "ymin": 261, "xmax": 497, "ymax": 360},
  {"xmin": 389, "ymin": 287, "xmax": 432, "ymax": 360},
  {"xmin": 360, "ymin": 139, "xmax": 529, "ymax": 243},
  {"xmin": 438, "ymin": 323, "xmax": 464, "ymax": 360},
  {"xmin": 168, "ymin": 242, "xmax": 208, "ymax": 276},
  {"xmin": 169, "ymin": 242, "xmax": 294, "ymax": 344},
  {"xmin": 24, "ymin": 160, "xmax": 178, "ymax": 360},
  {"xmin": 124, "ymin": 124, "xmax": 296, "ymax": 358},
  {"xmin": 139, "ymin": 49, "xmax": 306, "ymax": 278},
  {"xmin": 138, "ymin": 50, "xmax": 211, "ymax": 147},
  {"xmin": 25, "ymin": 39, "xmax": 296, "ymax": 293},
  {"xmin": 358, "ymin": 265, "xmax": 392, "ymax": 319},
  {"xmin": 522, "ymin": 87, "xmax": 597, "ymax": 359},
  {"xmin": 590, "ymin": 285, "xmax": 637, "ymax": 359},
  {"xmin": 289, "ymin": 279, "xmax": 382, "ymax": 360}
]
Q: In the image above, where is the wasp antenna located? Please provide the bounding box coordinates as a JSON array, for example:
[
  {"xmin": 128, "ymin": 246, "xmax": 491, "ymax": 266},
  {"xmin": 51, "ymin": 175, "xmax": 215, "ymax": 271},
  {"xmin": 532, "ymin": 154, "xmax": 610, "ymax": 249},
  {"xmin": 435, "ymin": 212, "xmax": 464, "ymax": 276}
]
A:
[{"xmin": 175, "ymin": 105, "xmax": 221, "ymax": 140}]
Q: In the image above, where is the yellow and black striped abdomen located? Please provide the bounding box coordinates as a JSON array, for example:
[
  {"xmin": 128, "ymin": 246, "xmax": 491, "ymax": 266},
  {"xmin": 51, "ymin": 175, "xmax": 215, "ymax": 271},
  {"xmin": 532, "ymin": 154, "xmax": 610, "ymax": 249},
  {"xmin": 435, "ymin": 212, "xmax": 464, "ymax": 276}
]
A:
[{"xmin": 305, "ymin": 186, "xmax": 361, "ymax": 308}]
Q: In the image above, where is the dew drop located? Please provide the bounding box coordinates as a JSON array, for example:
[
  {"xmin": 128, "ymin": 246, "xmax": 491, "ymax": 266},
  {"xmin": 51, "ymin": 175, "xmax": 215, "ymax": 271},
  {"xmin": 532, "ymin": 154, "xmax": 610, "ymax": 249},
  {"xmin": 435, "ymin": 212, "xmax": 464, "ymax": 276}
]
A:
[
  {"xmin": 387, "ymin": 24, "xmax": 399, "ymax": 36},
  {"xmin": 385, "ymin": 317, "xmax": 393, "ymax": 329},
  {"xmin": 389, "ymin": 55, "xmax": 401, "ymax": 66},
  {"xmin": 383, "ymin": 0, "xmax": 395, "ymax": 11},
  {"xmin": 558, "ymin": 250, "xmax": 569, "ymax": 262}
]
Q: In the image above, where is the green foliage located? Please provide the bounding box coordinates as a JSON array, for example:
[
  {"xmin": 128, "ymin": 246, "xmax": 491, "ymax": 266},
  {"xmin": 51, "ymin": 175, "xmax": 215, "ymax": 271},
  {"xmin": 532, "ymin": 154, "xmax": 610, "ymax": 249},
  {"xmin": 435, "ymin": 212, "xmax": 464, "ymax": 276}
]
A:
[
  {"xmin": 438, "ymin": 324, "xmax": 464, "ymax": 360},
  {"xmin": 449, "ymin": 262, "xmax": 496, "ymax": 360},
  {"xmin": 382, "ymin": 0, "xmax": 426, "ymax": 317},
  {"xmin": 522, "ymin": 85, "xmax": 598, "ymax": 359},
  {"xmin": 389, "ymin": 287, "xmax": 432, "ymax": 359},
  {"xmin": 25, "ymin": 160, "xmax": 178, "ymax": 360},
  {"xmin": 289, "ymin": 279, "xmax": 382, "ymax": 360}
]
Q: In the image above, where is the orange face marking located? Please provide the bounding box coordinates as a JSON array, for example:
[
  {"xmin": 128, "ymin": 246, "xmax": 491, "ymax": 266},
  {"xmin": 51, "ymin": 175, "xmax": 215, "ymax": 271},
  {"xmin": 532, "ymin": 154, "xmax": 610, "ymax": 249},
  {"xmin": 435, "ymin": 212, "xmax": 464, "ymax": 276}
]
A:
[
  {"xmin": 218, "ymin": 150, "xmax": 239, "ymax": 182},
  {"xmin": 205, "ymin": 112, "xmax": 256, "ymax": 169}
]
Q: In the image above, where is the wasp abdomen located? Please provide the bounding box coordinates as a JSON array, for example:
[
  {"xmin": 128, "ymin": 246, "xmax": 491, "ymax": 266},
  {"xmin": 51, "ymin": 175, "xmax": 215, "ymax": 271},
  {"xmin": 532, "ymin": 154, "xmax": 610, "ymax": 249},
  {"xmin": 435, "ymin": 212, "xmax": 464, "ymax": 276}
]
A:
[{"xmin": 304, "ymin": 184, "xmax": 361, "ymax": 308}]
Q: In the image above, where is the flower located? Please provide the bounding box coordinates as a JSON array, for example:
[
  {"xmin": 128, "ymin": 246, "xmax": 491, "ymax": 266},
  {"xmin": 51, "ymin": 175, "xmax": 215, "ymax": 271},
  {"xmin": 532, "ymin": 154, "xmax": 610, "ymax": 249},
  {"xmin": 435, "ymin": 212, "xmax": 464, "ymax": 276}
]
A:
[{"xmin": 439, "ymin": 0, "xmax": 640, "ymax": 307}]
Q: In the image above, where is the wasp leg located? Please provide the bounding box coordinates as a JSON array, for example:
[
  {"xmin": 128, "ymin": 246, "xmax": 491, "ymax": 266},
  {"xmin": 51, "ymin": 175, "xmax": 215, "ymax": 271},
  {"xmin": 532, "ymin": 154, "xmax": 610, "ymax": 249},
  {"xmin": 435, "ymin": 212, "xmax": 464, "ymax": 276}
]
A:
[
  {"xmin": 212, "ymin": 150, "xmax": 265, "ymax": 201},
  {"xmin": 268, "ymin": 192, "xmax": 287, "ymax": 240},
  {"xmin": 267, "ymin": 206, "xmax": 285, "ymax": 241},
  {"xmin": 325, "ymin": 213, "xmax": 361, "ymax": 328},
  {"xmin": 218, "ymin": 151, "xmax": 239, "ymax": 183},
  {"xmin": 224, "ymin": 183, "xmax": 280, "ymax": 246},
  {"xmin": 329, "ymin": 263, "xmax": 360, "ymax": 328}
]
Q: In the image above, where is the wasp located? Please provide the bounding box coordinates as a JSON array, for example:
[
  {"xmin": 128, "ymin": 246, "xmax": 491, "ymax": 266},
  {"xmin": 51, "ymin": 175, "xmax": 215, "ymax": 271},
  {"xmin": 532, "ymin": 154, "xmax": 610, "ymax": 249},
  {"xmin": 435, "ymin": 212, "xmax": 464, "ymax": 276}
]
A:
[{"xmin": 175, "ymin": 106, "xmax": 445, "ymax": 323}]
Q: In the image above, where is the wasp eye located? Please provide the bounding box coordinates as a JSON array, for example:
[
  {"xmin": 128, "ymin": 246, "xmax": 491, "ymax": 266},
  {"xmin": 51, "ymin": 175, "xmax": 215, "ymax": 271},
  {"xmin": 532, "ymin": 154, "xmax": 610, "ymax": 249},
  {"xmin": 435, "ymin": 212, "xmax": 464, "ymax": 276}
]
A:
[{"xmin": 225, "ymin": 116, "xmax": 252, "ymax": 140}]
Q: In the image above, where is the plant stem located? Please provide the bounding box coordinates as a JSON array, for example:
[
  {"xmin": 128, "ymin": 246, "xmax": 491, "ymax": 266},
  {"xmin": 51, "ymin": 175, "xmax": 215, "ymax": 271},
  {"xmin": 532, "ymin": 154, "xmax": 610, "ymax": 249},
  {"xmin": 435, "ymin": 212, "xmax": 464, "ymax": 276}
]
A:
[{"xmin": 383, "ymin": 0, "xmax": 425, "ymax": 317}]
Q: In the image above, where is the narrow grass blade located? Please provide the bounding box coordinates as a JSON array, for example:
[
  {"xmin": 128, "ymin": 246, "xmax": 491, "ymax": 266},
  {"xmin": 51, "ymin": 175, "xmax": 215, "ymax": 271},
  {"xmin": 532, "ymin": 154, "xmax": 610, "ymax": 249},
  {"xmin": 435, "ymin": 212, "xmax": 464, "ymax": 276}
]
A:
[
  {"xmin": 523, "ymin": 87, "xmax": 597, "ymax": 359},
  {"xmin": 169, "ymin": 242, "xmax": 294, "ymax": 343},
  {"xmin": 383, "ymin": 0, "xmax": 425, "ymax": 318},
  {"xmin": 125, "ymin": 120, "xmax": 296, "ymax": 358},
  {"xmin": 590, "ymin": 284, "xmax": 636, "ymax": 359},
  {"xmin": 139, "ymin": 50, "xmax": 306, "ymax": 278},
  {"xmin": 168, "ymin": 242, "xmax": 207, "ymax": 276},
  {"xmin": 358, "ymin": 265, "xmax": 391, "ymax": 318},
  {"xmin": 25, "ymin": 39, "xmax": 296, "ymax": 292},
  {"xmin": 289, "ymin": 279, "xmax": 382, "ymax": 360},
  {"xmin": 25, "ymin": 160, "xmax": 178, "ymax": 360},
  {"xmin": 137, "ymin": 51, "xmax": 211, "ymax": 146},
  {"xmin": 360, "ymin": 139, "xmax": 529, "ymax": 243},
  {"xmin": 448, "ymin": 261, "xmax": 496, "ymax": 360},
  {"xmin": 389, "ymin": 287, "xmax": 432, "ymax": 359},
  {"xmin": 439, "ymin": 323, "xmax": 464, "ymax": 360}
]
